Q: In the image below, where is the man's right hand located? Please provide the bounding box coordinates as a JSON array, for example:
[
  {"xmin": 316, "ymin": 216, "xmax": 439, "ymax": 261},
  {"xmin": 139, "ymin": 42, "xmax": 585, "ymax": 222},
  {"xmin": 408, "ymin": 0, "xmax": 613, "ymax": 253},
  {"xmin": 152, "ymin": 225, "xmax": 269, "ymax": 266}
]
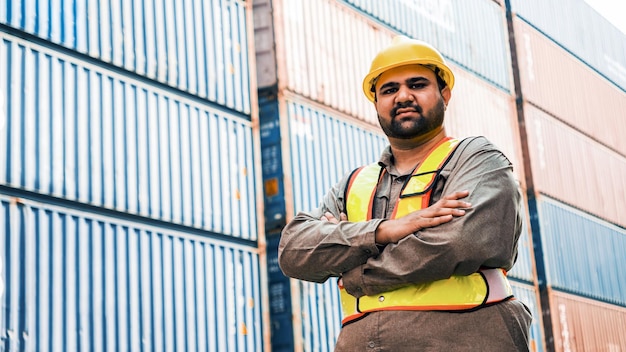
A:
[{"xmin": 374, "ymin": 190, "xmax": 471, "ymax": 245}]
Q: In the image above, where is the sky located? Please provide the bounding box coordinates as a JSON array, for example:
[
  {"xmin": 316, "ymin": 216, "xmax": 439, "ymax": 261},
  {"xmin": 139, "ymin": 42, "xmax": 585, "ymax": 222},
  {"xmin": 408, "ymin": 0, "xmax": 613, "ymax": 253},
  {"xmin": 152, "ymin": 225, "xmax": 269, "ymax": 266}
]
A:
[{"xmin": 584, "ymin": 0, "xmax": 626, "ymax": 34}]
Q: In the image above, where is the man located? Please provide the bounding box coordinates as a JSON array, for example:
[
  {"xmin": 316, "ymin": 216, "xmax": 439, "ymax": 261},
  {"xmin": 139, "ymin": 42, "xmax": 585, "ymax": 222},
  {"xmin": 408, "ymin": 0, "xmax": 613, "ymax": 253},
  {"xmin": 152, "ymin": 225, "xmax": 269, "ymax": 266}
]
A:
[{"xmin": 278, "ymin": 36, "xmax": 531, "ymax": 351}]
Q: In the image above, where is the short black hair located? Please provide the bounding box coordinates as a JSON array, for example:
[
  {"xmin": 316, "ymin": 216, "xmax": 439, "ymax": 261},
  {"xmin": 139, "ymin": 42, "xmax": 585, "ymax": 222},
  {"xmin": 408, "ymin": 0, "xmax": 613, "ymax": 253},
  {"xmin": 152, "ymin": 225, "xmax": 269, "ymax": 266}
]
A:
[{"xmin": 431, "ymin": 67, "xmax": 447, "ymax": 92}]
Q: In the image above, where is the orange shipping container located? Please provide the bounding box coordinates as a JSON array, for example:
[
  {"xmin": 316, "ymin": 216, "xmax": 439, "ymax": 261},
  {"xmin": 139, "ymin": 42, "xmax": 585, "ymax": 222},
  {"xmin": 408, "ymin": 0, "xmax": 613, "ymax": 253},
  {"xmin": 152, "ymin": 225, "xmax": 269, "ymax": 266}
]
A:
[
  {"xmin": 445, "ymin": 71, "xmax": 524, "ymax": 186},
  {"xmin": 514, "ymin": 18, "xmax": 626, "ymax": 156},
  {"xmin": 549, "ymin": 290, "xmax": 626, "ymax": 351},
  {"xmin": 525, "ymin": 103, "xmax": 626, "ymax": 227}
]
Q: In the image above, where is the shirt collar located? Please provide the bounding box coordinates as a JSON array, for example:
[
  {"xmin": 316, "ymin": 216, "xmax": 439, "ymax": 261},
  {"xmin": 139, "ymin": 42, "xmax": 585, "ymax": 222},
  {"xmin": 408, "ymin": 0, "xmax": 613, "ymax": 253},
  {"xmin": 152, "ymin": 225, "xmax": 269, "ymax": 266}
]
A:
[{"xmin": 378, "ymin": 146, "xmax": 405, "ymax": 177}]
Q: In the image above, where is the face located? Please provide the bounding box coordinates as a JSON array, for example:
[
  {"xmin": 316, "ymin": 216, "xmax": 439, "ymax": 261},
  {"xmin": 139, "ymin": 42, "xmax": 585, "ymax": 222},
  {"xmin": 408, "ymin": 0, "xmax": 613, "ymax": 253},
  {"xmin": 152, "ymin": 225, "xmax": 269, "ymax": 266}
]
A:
[{"xmin": 374, "ymin": 64, "xmax": 451, "ymax": 140}]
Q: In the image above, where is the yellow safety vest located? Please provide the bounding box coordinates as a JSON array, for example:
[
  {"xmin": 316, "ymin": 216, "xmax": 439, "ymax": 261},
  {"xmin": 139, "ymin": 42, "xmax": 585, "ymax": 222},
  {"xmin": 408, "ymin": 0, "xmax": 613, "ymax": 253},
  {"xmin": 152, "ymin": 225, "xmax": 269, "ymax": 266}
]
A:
[{"xmin": 340, "ymin": 137, "xmax": 513, "ymax": 325}]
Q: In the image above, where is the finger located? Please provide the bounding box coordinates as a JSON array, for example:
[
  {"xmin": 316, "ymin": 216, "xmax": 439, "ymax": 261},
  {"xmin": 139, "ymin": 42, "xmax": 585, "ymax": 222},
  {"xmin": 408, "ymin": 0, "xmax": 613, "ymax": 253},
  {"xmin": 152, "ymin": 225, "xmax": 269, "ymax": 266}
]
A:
[
  {"xmin": 339, "ymin": 212, "xmax": 348, "ymax": 221},
  {"xmin": 422, "ymin": 214, "xmax": 454, "ymax": 227}
]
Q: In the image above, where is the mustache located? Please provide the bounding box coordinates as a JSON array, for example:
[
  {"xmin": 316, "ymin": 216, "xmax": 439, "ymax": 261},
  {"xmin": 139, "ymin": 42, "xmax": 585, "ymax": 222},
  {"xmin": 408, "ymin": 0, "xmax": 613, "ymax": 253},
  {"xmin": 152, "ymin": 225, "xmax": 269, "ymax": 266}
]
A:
[{"xmin": 391, "ymin": 102, "xmax": 423, "ymax": 118}]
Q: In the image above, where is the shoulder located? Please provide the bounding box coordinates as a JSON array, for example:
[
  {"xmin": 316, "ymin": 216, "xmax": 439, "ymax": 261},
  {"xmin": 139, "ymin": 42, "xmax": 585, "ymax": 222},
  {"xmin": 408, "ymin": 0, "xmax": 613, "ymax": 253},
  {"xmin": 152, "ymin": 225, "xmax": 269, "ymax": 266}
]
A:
[
  {"xmin": 449, "ymin": 136, "xmax": 512, "ymax": 169},
  {"xmin": 456, "ymin": 136, "xmax": 499, "ymax": 153}
]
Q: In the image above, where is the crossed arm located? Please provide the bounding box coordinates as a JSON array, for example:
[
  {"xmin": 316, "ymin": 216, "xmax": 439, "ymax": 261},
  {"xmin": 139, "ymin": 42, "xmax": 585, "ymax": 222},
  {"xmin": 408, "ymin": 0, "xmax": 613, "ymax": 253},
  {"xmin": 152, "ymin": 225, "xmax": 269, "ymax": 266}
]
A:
[{"xmin": 278, "ymin": 140, "xmax": 521, "ymax": 297}]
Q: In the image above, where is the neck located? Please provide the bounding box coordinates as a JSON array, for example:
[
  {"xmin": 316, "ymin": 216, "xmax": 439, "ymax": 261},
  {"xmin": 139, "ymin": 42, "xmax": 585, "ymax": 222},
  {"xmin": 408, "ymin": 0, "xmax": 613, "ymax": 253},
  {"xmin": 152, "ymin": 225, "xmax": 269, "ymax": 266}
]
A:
[{"xmin": 389, "ymin": 129, "xmax": 448, "ymax": 174}]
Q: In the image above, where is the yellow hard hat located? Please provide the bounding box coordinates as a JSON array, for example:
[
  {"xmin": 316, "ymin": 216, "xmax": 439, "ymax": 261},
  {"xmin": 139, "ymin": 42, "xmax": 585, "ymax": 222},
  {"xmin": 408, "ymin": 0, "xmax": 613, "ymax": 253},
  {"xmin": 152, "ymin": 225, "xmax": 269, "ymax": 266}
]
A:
[{"xmin": 362, "ymin": 36, "xmax": 455, "ymax": 102}]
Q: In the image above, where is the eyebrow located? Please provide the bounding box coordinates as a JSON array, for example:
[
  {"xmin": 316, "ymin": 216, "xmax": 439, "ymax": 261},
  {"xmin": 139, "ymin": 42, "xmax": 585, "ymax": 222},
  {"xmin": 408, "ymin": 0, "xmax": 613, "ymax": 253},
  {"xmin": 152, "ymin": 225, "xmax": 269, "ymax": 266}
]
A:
[{"xmin": 378, "ymin": 77, "xmax": 430, "ymax": 91}]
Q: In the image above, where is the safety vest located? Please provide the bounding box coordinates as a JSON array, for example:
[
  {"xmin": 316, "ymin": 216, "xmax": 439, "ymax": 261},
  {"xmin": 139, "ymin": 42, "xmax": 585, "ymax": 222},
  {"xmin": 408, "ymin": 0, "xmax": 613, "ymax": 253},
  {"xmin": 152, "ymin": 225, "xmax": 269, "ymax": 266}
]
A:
[{"xmin": 340, "ymin": 137, "xmax": 513, "ymax": 325}]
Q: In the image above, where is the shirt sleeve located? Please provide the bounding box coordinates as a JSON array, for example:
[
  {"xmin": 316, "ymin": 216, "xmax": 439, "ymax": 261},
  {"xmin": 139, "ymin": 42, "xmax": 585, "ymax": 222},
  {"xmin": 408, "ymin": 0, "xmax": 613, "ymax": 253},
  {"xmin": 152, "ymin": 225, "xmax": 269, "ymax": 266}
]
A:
[
  {"xmin": 341, "ymin": 137, "xmax": 524, "ymax": 297},
  {"xmin": 278, "ymin": 173, "xmax": 383, "ymax": 283}
]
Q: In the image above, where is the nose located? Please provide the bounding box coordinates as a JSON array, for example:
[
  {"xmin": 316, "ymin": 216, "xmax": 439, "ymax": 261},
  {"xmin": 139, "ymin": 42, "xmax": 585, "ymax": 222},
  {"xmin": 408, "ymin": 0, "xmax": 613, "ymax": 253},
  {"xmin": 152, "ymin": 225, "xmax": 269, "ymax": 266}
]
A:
[{"xmin": 395, "ymin": 85, "xmax": 415, "ymax": 103}]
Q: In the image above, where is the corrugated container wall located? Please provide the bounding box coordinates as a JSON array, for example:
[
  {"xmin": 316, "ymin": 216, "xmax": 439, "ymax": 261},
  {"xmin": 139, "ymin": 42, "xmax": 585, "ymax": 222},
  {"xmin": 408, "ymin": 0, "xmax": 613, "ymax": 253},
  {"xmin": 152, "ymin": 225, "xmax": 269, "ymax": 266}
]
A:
[
  {"xmin": 0, "ymin": 32, "xmax": 259, "ymax": 240},
  {"xmin": 444, "ymin": 66, "xmax": 524, "ymax": 186},
  {"xmin": 509, "ymin": 0, "xmax": 626, "ymax": 349},
  {"xmin": 0, "ymin": 0, "xmax": 253, "ymax": 114},
  {"xmin": 537, "ymin": 197, "xmax": 626, "ymax": 306},
  {"xmin": 1, "ymin": 0, "xmax": 267, "ymax": 350},
  {"xmin": 524, "ymin": 103, "xmax": 626, "ymax": 228},
  {"xmin": 549, "ymin": 291, "xmax": 626, "ymax": 351},
  {"xmin": 286, "ymin": 95, "xmax": 388, "ymax": 215},
  {"xmin": 272, "ymin": 0, "xmax": 392, "ymax": 124},
  {"xmin": 0, "ymin": 195, "xmax": 264, "ymax": 351},
  {"xmin": 511, "ymin": 0, "xmax": 626, "ymax": 92},
  {"xmin": 514, "ymin": 18, "xmax": 626, "ymax": 156}
]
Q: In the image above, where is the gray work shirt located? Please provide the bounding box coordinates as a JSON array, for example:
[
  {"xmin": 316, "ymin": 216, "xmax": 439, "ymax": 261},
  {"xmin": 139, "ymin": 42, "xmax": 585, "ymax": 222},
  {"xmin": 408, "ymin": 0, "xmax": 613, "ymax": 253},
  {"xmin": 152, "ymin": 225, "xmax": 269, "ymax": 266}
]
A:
[{"xmin": 279, "ymin": 136, "xmax": 523, "ymax": 298}]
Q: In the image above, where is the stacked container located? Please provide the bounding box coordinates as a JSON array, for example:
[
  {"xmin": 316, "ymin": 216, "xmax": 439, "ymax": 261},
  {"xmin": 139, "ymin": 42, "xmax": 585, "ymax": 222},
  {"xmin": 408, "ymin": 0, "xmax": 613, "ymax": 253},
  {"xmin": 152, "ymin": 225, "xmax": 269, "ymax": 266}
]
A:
[
  {"xmin": 1, "ymin": 0, "xmax": 268, "ymax": 351},
  {"xmin": 2, "ymin": 0, "xmax": 624, "ymax": 350},
  {"xmin": 510, "ymin": 0, "xmax": 626, "ymax": 350}
]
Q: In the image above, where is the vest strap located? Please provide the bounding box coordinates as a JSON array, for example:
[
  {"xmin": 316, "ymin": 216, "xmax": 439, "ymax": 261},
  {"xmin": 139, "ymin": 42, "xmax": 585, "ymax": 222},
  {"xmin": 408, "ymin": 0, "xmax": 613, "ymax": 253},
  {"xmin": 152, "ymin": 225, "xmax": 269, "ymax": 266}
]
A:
[{"xmin": 339, "ymin": 268, "xmax": 513, "ymax": 325}]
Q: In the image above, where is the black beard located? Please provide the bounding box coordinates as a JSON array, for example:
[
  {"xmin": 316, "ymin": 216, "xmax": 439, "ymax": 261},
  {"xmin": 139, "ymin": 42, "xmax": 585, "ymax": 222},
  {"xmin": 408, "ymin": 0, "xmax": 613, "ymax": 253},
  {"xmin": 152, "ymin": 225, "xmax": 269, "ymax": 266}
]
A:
[{"xmin": 378, "ymin": 98, "xmax": 446, "ymax": 139}]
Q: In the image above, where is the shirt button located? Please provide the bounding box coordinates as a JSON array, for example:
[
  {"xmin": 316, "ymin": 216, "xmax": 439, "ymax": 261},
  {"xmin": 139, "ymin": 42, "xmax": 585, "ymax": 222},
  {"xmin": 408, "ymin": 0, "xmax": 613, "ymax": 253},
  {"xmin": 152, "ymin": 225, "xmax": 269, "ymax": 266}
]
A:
[{"xmin": 368, "ymin": 341, "xmax": 376, "ymax": 348}]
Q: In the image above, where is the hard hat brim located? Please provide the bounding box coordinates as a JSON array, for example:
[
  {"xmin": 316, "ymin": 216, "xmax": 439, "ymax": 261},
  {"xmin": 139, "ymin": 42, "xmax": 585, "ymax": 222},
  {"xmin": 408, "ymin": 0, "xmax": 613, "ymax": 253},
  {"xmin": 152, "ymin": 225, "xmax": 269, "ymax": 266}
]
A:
[{"xmin": 362, "ymin": 61, "xmax": 455, "ymax": 102}]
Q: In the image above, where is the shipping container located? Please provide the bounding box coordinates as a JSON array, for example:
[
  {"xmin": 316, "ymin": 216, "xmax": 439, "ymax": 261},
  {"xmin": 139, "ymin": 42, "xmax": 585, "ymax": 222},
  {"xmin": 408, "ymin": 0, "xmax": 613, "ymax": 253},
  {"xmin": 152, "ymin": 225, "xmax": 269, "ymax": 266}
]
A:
[
  {"xmin": 0, "ymin": 0, "xmax": 254, "ymax": 114},
  {"xmin": 537, "ymin": 196, "xmax": 626, "ymax": 305},
  {"xmin": 548, "ymin": 290, "xmax": 626, "ymax": 351},
  {"xmin": 265, "ymin": 0, "xmax": 393, "ymax": 124},
  {"xmin": 339, "ymin": 0, "xmax": 512, "ymax": 92},
  {"xmin": 507, "ymin": 206, "xmax": 535, "ymax": 283},
  {"xmin": 0, "ymin": 31, "xmax": 259, "ymax": 240},
  {"xmin": 524, "ymin": 103, "xmax": 626, "ymax": 228},
  {"xmin": 514, "ymin": 18, "xmax": 626, "ymax": 156},
  {"xmin": 511, "ymin": 0, "xmax": 626, "ymax": 92},
  {"xmin": 0, "ymin": 194, "xmax": 264, "ymax": 351},
  {"xmin": 284, "ymin": 94, "xmax": 387, "ymax": 215},
  {"xmin": 444, "ymin": 69, "xmax": 524, "ymax": 186},
  {"xmin": 510, "ymin": 281, "xmax": 545, "ymax": 352}
]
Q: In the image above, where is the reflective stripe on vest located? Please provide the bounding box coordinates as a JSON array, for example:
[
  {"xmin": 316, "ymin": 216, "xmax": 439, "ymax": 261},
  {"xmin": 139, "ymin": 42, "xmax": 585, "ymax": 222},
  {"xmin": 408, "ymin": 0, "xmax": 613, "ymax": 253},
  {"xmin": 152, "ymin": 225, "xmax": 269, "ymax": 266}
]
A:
[{"xmin": 340, "ymin": 137, "xmax": 513, "ymax": 325}]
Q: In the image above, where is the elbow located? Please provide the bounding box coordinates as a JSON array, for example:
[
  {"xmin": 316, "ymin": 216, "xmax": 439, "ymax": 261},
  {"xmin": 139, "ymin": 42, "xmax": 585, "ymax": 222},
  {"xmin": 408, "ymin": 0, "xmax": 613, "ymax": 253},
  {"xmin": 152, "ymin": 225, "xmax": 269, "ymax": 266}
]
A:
[
  {"xmin": 277, "ymin": 249, "xmax": 296, "ymax": 278},
  {"xmin": 278, "ymin": 249, "xmax": 329, "ymax": 283}
]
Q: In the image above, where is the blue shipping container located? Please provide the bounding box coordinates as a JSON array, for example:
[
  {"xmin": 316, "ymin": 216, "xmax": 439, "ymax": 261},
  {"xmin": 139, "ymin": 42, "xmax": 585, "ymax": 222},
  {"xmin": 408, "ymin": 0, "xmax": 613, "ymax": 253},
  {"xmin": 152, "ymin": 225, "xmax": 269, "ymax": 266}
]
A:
[
  {"xmin": 0, "ymin": 0, "xmax": 253, "ymax": 113},
  {"xmin": 0, "ymin": 31, "xmax": 258, "ymax": 240},
  {"xmin": 538, "ymin": 196, "xmax": 626, "ymax": 306},
  {"xmin": 0, "ymin": 194, "xmax": 263, "ymax": 351}
]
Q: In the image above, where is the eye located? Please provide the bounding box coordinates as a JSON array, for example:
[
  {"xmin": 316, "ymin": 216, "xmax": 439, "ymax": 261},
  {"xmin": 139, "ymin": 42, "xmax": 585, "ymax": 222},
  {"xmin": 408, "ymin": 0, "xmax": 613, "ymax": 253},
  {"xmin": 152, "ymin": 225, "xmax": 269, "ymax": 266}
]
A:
[
  {"xmin": 409, "ymin": 82, "xmax": 427, "ymax": 89},
  {"xmin": 381, "ymin": 87, "xmax": 398, "ymax": 95}
]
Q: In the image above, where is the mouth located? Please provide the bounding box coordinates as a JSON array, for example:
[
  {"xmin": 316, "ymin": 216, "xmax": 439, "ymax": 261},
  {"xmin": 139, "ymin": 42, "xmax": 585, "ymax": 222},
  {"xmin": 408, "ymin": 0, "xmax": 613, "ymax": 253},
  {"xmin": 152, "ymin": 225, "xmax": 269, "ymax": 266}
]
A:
[{"xmin": 393, "ymin": 107, "xmax": 418, "ymax": 118}]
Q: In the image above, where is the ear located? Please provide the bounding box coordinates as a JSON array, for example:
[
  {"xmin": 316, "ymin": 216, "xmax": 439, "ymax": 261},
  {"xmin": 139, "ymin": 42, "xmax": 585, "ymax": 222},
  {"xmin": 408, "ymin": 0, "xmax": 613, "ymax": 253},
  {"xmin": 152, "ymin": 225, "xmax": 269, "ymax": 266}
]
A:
[{"xmin": 441, "ymin": 86, "xmax": 451, "ymax": 106}]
